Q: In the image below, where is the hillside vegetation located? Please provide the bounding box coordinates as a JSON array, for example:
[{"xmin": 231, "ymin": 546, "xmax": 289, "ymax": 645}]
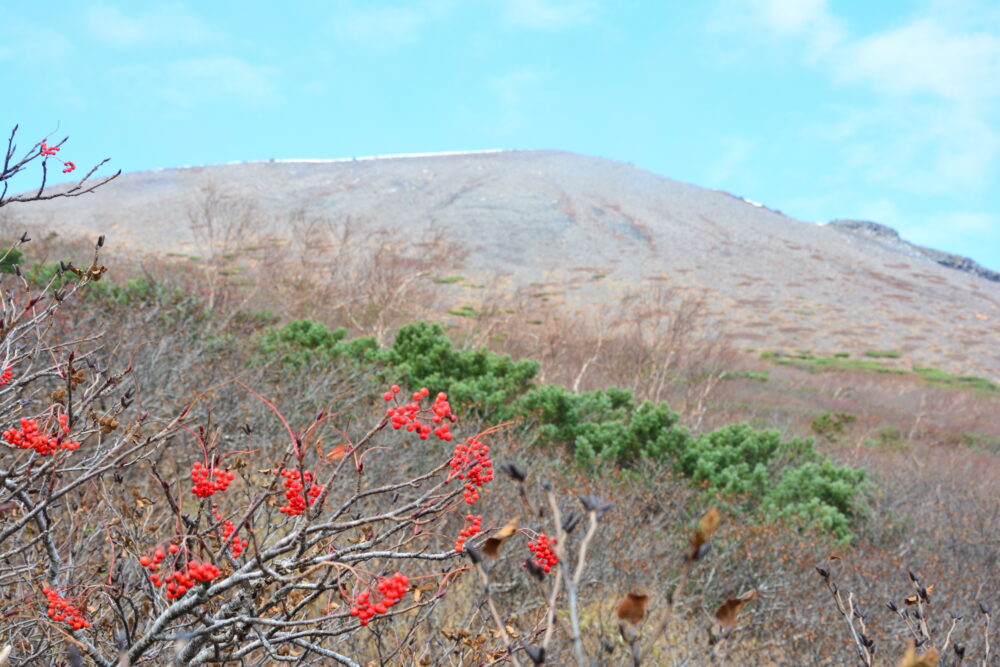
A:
[{"xmin": 0, "ymin": 134, "xmax": 996, "ymax": 665}]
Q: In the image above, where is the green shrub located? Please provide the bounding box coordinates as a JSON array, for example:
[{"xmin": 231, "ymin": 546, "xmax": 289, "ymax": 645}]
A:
[
  {"xmin": 371, "ymin": 322, "xmax": 539, "ymax": 421},
  {"xmin": 0, "ymin": 248, "xmax": 23, "ymax": 274},
  {"xmin": 255, "ymin": 319, "xmax": 378, "ymax": 368},
  {"xmin": 677, "ymin": 423, "xmax": 865, "ymax": 539},
  {"xmin": 810, "ymin": 411, "xmax": 857, "ymax": 441},
  {"xmin": 864, "ymin": 349, "xmax": 901, "ymax": 358},
  {"xmin": 763, "ymin": 460, "xmax": 867, "ymax": 540},
  {"xmin": 679, "ymin": 424, "xmax": 791, "ymax": 498},
  {"xmin": 519, "ymin": 385, "xmax": 688, "ymax": 466}
]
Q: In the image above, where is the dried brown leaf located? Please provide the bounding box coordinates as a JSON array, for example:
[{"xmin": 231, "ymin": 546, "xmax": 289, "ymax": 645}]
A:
[
  {"xmin": 616, "ymin": 592, "xmax": 650, "ymax": 624},
  {"xmin": 904, "ymin": 584, "xmax": 934, "ymax": 606},
  {"xmin": 688, "ymin": 507, "xmax": 721, "ymax": 561},
  {"xmin": 482, "ymin": 517, "xmax": 519, "ymax": 558},
  {"xmin": 715, "ymin": 589, "xmax": 758, "ymax": 628},
  {"xmin": 897, "ymin": 641, "xmax": 940, "ymax": 667}
]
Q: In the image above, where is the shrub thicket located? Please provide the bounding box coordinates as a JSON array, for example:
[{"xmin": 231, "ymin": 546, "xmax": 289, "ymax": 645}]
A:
[{"xmin": 255, "ymin": 318, "xmax": 869, "ymax": 539}]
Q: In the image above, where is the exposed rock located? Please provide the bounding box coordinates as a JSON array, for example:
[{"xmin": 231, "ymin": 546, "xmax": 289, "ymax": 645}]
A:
[{"xmin": 827, "ymin": 219, "xmax": 999, "ymax": 284}]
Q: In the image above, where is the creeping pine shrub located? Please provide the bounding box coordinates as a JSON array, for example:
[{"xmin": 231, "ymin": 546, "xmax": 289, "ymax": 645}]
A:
[
  {"xmin": 0, "ymin": 247, "xmax": 23, "ymax": 273},
  {"xmin": 372, "ymin": 322, "xmax": 539, "ymax": 421},
  {"xmin": 256, "ymin": 322, "xmax": 868, "ymax": 539},
  {"xmin": 28, "ymin": 261, "xmax": 173, "ymax": 307},
  {"xmin": 764, "ymin": 461, "xmax": 867, "ymax": 540},
  {"xmin": 518, "ymin": 384, "xmax": 689, "ymax": 466},
  {"xmin": 260, "ymin": 320, "xmax": 539, "ymax": 420},
  {"xmin": 680, "ymin": 423, "xmax": 867, "ymax": 540},
  {"xmin": 254, "ymin": 318, "xmax": 379, "ymax": 368},
  {"xmin": 679, "ymin": 424, "xmax": 791, "ymax": 498}
]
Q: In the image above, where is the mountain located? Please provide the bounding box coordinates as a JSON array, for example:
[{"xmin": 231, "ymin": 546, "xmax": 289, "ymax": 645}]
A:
[{"xmin": 7, "ymin": 149, "xmax": 1000, "ymax": 379}]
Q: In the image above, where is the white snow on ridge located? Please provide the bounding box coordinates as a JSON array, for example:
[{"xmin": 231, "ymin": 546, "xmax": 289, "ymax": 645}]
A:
[{"xmin": 157, "ymin": 149, "xmax": 509, "ymax": 172}]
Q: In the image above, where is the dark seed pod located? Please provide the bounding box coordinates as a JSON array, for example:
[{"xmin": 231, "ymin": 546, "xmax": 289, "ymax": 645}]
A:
[
  {"xmin": 579, "ymin": 494, "xmax": 613, "ymax": 517},
  {"xmin": 908, "ymin": 569, "xmax": 920, "ymax": 584},
  {"xmin": 524, "ymin": 559, "xmax": 544, "ymax": 581},
  {"xmin": 464, "ymin": 545, "xmax": 482, "ymax": 565},
  {"xmin": 499, "ymin": 462, "xmax": 527, "ymax": 482},
  {"xmin": 979, "ymin": 601, "xmax": 992, "ymax": 616},
  {"xmin": 816, "ymin": 567, "xmax": 830, "ymax": 580},
  {"xmin": 561, "ymin": 511, "xmax": 581, "ymax": 534},
  {"xmin": 954, "ymin": 643, "xmax": 965, "ymax": 658},
  {"xmin": 885, "ymin": 600, "xmax": 898, "ymax": 613},
  {"xmin": 97, "ymin": 235, "xmax": 105, "ymax": 248},
  {"xmin": 524, "ymin": 645, "xmax": 545, "ymax": 664}
]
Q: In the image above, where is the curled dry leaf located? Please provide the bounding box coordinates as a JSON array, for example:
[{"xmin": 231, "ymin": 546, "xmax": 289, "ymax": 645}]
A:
[
  {"xmin": 904, "ymin": 584, "xmax": 934, "ymax": 606},
  {"xmin": 688, "ymin": 507, "xmax": 720, "ymax": 561},
  {"xmin": 326, "ymin": 444, "xmax": 348, "ymax": 461},
  {"xmin": 411, "ymin": 582, "xmax": 435, "ymax": 603},
  {"xmin": 482, "ymin": 517, "xmax": 519, "ymax": 558},
  {"xmin": 715, "ymin": 589, "xmax": 758, "ymax": 629},
  {"xmin": 616, "ymin": 592, "xmax": 650, "ymax": 624},
  {"xmin": 897, "ymin": 640, "xmax": 940, "ymax": 667}
]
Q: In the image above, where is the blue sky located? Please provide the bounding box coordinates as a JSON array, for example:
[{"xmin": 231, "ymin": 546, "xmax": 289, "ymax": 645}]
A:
[{"xmin": 3, "ymin": 0, "xmax": 999, "ymax": 269}]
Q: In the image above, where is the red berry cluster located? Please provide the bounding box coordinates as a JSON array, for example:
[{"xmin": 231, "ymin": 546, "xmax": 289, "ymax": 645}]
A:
[
  {"xmin": 139, "ymin": 544, "xmax": 177, "ymax": 577},
  {"xmin": 349, "ymin": 572, "xmax": 410, "ymax": 626},
  {"xmin": 39, "ymin": 140, "xmax": 76, "ymax": 173},
  {"xmin": 42, "ymin": 586, "xmax": 89, "ymax": 631},
  {"xmin": 454, "ymin": 514, "xmax": 482, "ymax": 552},
  {"xmin": 3, "ymin": 414, "xmax": 79, "ymax": 456},
  {"xmin": 0, "ymin": 365, "xmax": 12, "ymax": 386},
  {"xmin": 213, "ymin": 506, "xmax": 248, "ymax": 558},
  {"xmin": 190, "ymin": 461, "xmax": 235, "ymax": 498},
  {"xmin": 161, "ymin": 561, "xmax": 221, "ymax": 599},
  {"xmin": 278, "ymin": 469, "xmax": 324, "ymax": 515},
  {"xmin": 447, "ymin": 436, "xmax": 493, "ymax": 504},
  {"xmin": 526, "ymin": 534, "xmax": 558, "ymax": 573},
  {"xmin": 385, "ymin": 387, "xmax": 456, "ymax": 441}
]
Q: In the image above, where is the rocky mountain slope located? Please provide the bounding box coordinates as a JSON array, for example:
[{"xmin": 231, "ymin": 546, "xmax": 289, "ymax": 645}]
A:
[{"xmin": 7, "ymin": 150, "xmax": 1000, "ymax": 379}]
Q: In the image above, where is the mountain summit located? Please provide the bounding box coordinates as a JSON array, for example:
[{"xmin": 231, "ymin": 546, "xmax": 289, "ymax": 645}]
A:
[{"xmin": 9, "ymin": 150, "xmax": 999, "ymax": 378}]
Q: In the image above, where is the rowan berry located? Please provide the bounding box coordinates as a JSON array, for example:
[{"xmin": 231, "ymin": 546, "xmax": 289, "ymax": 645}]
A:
[
  {"xmin": 526, "ymin": 533, "xmax": 558, "ymax": 573},
  {"xmin": 3, "ymin": 414, "xmax": 80, "ymax": 456},
  {"xmin": 446, "ymin": 437, "xmax": 493, "ymax": 505},
  {"xmin": 41, "ymin": 586, "xmax": 89, "ymax": 631},
  {"xmin": 278, "ymin": 468, "xmax": 325, "ymax": 515},
  {"xmin": 190, "ymin": 461, "xmax": 236, "ymax": 498},
  {"xmin": 454, "ymin": 514, "xmax": 482, "ymax": 551},
  {"xmin": 350, "ymin": 572, "xmax": 410, "ymax": 625}
]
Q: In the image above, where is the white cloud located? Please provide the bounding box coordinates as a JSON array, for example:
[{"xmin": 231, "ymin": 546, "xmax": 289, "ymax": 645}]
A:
[
  {"xmin": 499, "ymin": 0, "xmax": 600, "ymax": 30},
  {"xmin": 116, "ymin": 57, "xmax": 278, "ymax": 109},
  {"xmin": 750, "ymin": 0, "xmax": 830, "ymax": 35},
  {"xmin": 723, "ymin": 1, "xmax": 1000, "ymax": 195},
  {"xmin": 85, "ymin": 3, "xmax": 212, "ymax": 46},
  {"xmin": 485, "ymin": 67, "xmax": 545, "ymax": 134},
  {"xmin": 333, "ymin": 6, "xmax": 428, "ymax": 48},
  {"xmin": 833, "ymin": 18, "xmax": 1000, "ymax": 105}
]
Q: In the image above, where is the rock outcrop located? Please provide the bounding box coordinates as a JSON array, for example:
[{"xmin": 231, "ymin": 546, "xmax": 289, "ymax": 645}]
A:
[{"xmin": 827, "ymin": 219, "xmax": 999, "ymax": 283}]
